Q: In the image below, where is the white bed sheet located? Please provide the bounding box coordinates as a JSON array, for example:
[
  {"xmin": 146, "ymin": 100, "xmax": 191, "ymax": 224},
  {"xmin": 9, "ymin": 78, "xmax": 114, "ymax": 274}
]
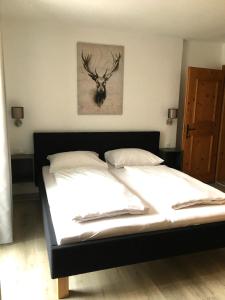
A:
[
  {"xmin": 42, "ymin": 166, "xmax": 169, "ymax": 245},
  {"xmin": 110, "ymin": 165, "xmax": 225, "ymax": 228}
]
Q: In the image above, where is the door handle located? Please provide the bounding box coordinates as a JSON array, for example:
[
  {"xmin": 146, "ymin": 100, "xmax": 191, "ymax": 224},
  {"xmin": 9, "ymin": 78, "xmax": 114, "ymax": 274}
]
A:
[{"xmin": 186, "ymin": 124, "xmax": 196, "ymax": 138}]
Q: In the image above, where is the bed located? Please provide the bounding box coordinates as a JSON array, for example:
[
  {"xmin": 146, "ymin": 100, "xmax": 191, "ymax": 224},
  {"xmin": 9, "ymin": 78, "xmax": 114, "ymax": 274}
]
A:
[{"xmin": 34, "ymin": 131, "xmax": 225, "ymax": 299}]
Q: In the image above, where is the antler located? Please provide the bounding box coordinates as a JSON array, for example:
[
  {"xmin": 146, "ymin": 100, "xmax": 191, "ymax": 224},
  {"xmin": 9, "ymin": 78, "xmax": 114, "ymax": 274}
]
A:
[
  {"xmin": 103, "ymin": 53, "xmax": 121, "ymax": 80},
  {"xmin": 81, "ymin": 52, "xmax": 98, "ymax": 81}
]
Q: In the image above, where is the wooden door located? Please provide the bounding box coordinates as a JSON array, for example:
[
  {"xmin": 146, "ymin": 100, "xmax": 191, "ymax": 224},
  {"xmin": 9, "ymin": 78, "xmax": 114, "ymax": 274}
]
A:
[
  {"xmin": 216, "ymin": 66, "xmax": 225, "ymax": 183},
  {"xmin": 182, "ymin": 67, "xmax": 224, "ymax": 183}
]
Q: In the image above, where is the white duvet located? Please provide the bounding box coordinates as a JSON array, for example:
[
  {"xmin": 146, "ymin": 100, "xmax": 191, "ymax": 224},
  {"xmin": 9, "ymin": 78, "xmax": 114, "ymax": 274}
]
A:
[
  {"xmin": 110, "ymin": 165, "xmax": 225, "ymax": 213},
  {"xmin": 53, "ymin": 167, "xmax": 147, "ymax": 222},
  {"xmin": 43, "ymin": 166, "xmax": 225, "ymax": 244}
]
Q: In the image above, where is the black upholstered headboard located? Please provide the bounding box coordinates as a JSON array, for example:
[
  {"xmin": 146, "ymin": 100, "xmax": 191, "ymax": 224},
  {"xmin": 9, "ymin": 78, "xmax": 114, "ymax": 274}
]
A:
[{"xmin": 33, "ymin": 131, "xmax": 160, "ymax": 185}]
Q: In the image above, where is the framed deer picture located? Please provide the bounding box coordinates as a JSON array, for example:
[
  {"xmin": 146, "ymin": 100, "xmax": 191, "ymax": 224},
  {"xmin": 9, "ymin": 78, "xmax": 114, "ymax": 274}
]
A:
[{"xmin": 77, "ymin": 42, "xmax": 124, "ymax": 114}]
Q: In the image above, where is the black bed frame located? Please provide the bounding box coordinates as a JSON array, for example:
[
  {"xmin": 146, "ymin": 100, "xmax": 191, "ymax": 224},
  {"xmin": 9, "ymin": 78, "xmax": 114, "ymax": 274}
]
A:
[{"xmin": 34, "ymin": 131, "xmax": 225, "ymax": 299}]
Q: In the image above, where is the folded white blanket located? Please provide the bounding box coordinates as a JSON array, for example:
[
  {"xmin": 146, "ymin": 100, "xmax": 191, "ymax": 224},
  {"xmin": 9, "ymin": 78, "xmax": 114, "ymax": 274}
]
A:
[
  {"xmin": 110, "ymin": 165, "xmax": 225, "ymax": 211},
  {"xmin": 54, "ymin": 167, "xmax": 147, "ymax": 222}
]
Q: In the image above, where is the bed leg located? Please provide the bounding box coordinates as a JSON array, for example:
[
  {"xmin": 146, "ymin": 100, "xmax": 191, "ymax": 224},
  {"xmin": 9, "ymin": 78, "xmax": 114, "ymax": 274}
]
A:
[{"xmin": 58, "ymin": 277, "xmax": 69, "ymax": 299}]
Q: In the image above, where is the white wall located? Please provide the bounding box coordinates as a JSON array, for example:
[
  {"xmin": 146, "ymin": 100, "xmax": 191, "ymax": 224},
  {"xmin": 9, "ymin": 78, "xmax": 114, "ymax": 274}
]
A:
[
  {"xmin": 182, "ymin": 40, "xmax": 222, "ymax": 70},
  {"xmin": 222, "ymin": 43, "xmax": 225, "ymax": 65},
  {"xmin": 2, "ymin": 20, "xmax": 183, "ymax": 154},
  {"xmin": 177, "ymin": 39, "xmax": 223, "ymax": 147}
]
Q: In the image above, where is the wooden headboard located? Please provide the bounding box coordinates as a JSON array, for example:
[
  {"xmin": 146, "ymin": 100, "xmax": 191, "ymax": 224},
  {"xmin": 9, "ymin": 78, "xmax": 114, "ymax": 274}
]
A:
[{"xmin": 33, "ymin": 131, "xmax": 160, "ymax": 185}]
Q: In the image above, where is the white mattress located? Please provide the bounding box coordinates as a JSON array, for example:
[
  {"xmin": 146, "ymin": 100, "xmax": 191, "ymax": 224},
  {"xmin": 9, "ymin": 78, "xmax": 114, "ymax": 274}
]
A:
[
  {"xmin": 42, "ymin": 166, "xmax": 170, "ymax": 245},
  {"xmin": 110, "ymin": 165, "xmax": 225, "ymax": 228}
]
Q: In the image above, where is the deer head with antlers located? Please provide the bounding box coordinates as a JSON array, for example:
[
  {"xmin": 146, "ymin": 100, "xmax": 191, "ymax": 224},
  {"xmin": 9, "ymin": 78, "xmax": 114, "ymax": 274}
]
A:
[{"xmin": 81, "ymin": 51, "xmax": 121, "ymax": 107}]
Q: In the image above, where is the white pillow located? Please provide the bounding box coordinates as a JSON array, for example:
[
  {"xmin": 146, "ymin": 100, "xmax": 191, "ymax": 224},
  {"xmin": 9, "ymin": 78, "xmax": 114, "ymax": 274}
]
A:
[
  {"xmin": 47, "ymin": 151, "xmax": 107, "ymax": 173},
  {"xmin": 104, "ymin": 148, "xmax": 163, "ymax": 168}
]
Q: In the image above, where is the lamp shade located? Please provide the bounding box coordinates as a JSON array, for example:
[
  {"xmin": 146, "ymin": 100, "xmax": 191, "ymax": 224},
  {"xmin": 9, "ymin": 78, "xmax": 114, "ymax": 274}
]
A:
[
  {"xmin": 11, "ymin": 107, "xmax": 24, "ymax": 119},
  {"xmin": 168, "ymin": 108, "xmax": 178, "ymax": 119}
]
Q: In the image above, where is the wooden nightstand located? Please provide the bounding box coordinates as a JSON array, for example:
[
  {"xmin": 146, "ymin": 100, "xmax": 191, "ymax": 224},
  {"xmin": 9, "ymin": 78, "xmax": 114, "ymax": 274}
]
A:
[
  {"xmin": 159, "ymin": 148, "xmax": 182, "ymax": 170},
  {"xmin": 11, "ymin": 154, "xmax": 39, "ymax": 200}
]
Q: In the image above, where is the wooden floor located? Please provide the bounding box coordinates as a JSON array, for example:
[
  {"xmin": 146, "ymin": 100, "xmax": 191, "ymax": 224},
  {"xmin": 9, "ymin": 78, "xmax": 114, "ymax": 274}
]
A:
[{"xmin": 2, "ymin": 200, "xmax": 225, "ymax": 299}]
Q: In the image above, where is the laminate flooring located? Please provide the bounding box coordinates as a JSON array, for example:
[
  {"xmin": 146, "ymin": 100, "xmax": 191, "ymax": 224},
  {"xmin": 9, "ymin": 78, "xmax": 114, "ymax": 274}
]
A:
[{"xmin": 1, "ymin": 199, "xmax": 225, "ymax": 300}]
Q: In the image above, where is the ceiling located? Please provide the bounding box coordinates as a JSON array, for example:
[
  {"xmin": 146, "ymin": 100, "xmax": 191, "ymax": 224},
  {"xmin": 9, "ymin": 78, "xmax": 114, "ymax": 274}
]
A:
[{"xmin": 2, "ymin": 0, "xmax": 225, "ymax": 41}]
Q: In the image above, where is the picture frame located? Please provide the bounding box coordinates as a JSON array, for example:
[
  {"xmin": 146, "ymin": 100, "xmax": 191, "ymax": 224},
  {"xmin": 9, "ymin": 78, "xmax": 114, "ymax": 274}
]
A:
[{"xmin": 77, "ymin": 42, "xmax": 124, "ymax": 115}]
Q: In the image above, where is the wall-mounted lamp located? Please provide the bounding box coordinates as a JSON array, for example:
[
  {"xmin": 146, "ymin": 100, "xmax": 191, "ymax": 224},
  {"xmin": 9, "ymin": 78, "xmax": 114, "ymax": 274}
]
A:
[
  {"xmin": 11, "ymin": 106, "xmax": 24, "ymax": 127},
  {"xmin": 167, "ymin": 108, "xmax": 178, "ymax": 125}
]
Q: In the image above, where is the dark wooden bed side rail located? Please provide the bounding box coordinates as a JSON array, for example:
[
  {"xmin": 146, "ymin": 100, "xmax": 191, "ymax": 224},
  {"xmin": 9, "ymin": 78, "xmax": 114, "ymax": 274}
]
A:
[{"xmin": 50, "ymin": 221, "xmax": 225, "ymax": 278}]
